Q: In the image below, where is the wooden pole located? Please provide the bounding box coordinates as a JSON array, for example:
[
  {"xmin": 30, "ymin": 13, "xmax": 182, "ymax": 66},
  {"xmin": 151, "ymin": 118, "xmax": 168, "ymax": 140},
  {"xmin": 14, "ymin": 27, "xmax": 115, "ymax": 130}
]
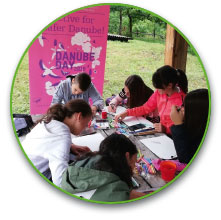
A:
[{"xmin": 164, "ymin": 24, "xmax": 188, "ymax": 72}]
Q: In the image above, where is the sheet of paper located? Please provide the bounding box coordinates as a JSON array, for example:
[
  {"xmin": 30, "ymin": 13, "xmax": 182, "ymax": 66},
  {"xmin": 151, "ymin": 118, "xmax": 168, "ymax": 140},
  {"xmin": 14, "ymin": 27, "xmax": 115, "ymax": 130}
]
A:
[
  {"xmin": 140, "ymin": 135, "xmax": 177, "ymax": 159},
  {"xmin": 74, "ymin": 189, "xmax": 97, "ymax": 199},
  {"xmin": 104, "ymin": 106, "xmax": 127, "ymax": 116},
  {"xmin": 123, "ymin": 116, "xmax": 153, "ymax": 128},
  {"xmin": 72, "ymin": 133, "xmax": 104, "ymax": 152}
]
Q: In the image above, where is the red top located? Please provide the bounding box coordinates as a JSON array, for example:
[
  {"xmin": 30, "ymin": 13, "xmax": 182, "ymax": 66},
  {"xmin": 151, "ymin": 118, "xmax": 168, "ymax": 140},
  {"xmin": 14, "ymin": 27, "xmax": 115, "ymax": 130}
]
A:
[{"xmin": 127, "ymin": 89, "xmax": 186, "ymax": 134}]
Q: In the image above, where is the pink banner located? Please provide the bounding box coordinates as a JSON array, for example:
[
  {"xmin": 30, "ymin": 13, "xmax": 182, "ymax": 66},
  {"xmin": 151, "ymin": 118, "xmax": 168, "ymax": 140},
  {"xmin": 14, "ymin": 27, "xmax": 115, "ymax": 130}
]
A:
[{"xmin": 29, "ymin": 5, "xmax": 110, "ymax": 114}]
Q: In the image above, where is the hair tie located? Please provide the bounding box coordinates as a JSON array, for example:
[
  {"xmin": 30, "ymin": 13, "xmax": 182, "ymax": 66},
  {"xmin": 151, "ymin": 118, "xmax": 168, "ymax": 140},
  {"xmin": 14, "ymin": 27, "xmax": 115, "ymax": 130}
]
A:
[{"xmin": 176, "ymin": 69, "xmax": 180, "ymax": 76}]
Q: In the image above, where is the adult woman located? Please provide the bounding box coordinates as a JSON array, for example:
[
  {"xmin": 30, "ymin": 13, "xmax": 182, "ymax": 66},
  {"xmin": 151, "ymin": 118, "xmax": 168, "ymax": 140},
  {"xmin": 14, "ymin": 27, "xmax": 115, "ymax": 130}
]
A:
[
  {"xmin": 170, "ymin": 89, "xmax": 209, "ymax": 163},
  {"xmin": 22, "ymin": 99, "xmax": 92, "ymax": 186},
  {"xmin": 61, "ymin": 133, "xmax": 145, "ymax": 202}
]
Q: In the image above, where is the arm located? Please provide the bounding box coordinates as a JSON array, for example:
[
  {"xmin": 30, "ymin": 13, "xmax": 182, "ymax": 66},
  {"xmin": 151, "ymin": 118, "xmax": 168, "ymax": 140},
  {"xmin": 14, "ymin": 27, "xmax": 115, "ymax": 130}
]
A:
[
  {"xmin": 127, "ymin": 91, "xmax": 158, "ymax": 116},
  {"xmin": 48, "ymin": 153, "xmax": 69, "ymax": 187},
  {"xmin": 108, "ymin": 88, "xmax": 126, "ymax": 112},
  {"xmin": 47, "ymin": 137, "xmax": 71, "ymax": 187},
  {"xmin": 88, "ymin": 83, "xmax": 104, "ymax": 111},
  {"xmin": 51, "ymin": 82, "xmax": 65, "ymax": 105}
]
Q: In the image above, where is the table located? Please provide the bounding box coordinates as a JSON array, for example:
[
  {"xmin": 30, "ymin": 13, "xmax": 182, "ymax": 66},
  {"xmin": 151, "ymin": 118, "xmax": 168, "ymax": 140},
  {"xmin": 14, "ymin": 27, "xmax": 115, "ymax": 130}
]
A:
[{"xmin": 26, "ymin": 114, "xmax": 168, "ymax": 194}]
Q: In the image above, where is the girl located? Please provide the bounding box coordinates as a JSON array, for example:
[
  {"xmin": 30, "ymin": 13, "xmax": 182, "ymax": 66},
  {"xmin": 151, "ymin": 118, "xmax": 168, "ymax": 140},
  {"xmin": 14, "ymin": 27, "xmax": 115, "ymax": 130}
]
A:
[
  {"xmin": 22, "ymin": 99, "xmax": 92, "ymax": 187},
  {"xmin": 61, "ymin": 133, "xmax": 146, "ymax": 202},
  {"xmin": 108, "ymin": 75, "xmax": 158, "ymax": 123},
  {"xmin": 108, "ymin": 75, "xmax": 154, "ymax": 110},
  {"xmin": 115, "ymin": 65, "xmax": 188, "ymax": 135},
  {"xmin": 170, "ymin": 89, "xmax": 209, "ymax": 163}
]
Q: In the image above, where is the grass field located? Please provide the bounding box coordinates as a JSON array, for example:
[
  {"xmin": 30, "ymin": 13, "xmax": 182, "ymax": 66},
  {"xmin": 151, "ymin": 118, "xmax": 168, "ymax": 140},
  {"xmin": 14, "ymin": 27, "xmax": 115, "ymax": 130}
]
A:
[{"xmin": 11, "ymin": 39, "xmax": 208, "ymax": 114}]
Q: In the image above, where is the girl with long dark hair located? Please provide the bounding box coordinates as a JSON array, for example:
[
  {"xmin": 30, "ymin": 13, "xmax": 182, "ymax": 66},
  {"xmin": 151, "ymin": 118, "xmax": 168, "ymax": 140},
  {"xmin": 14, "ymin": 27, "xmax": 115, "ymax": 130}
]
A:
[
  {"xmin": 61, "ymin": 133, "xmax": 145, "ymax": 202},
  {"xmin": 170, "ymin": 89, "xmax": 209, "ymax": 163},
  {"xmin": 108, "ymin": 75, "xmax": 154, "ymax": 110}
]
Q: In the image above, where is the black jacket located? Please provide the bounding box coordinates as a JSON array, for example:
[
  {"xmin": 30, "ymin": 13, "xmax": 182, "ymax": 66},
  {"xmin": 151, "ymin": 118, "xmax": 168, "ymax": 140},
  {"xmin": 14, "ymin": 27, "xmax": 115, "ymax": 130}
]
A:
[{"xmin": 171, "ymin": 124, "xmax": 201, "ymax": 163}]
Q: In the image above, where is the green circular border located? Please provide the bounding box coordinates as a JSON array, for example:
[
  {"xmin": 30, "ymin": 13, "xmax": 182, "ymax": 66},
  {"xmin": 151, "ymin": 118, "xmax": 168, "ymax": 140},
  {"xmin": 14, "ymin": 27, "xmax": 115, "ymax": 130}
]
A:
[{"xmin": 10, "ymin": 2, "xmax": 211, "ymax": 205}]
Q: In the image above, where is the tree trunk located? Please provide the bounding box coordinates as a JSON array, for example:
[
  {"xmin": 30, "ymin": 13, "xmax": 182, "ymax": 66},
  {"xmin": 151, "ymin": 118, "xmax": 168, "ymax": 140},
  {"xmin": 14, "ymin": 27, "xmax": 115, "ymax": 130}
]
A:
[
  {"xmin": 128, "ymin": 14, "xmax": 133, "ymax": 38},
  {"xmin": 119, "ymin": 9, "xmax": 122, "ymax": 35}
]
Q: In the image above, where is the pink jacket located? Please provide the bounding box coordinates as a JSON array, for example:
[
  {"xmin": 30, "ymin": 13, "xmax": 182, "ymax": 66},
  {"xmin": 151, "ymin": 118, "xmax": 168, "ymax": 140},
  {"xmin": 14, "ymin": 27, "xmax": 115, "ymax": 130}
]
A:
[{"xmin": 127, "ymin": 89, "xmax": 186, "ymax": 134}]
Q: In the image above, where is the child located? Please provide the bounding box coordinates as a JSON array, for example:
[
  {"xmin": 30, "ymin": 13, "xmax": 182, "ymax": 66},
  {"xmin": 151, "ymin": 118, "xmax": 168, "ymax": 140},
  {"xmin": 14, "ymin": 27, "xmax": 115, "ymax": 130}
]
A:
[
  {"xmin": 107, "ymin": 75, "xmax": 159, "ymax": 123},
  {"xmin": 51, "ymin": 72, "xmax": 104, "ymax": 115},
  {"xmin": 61, "ymin": 133, "xmax": 146, "ymax": 202},
  {"xmin": 22, "ymin": 99, "xmax": 92, "ymax": 187},
  {"xmin": 115, "ymin": 65, "xmax": 188, "ymax": 135},
  {"xmin": 170, "ymin": 89, "xmax": 209, "ymax": 163}
]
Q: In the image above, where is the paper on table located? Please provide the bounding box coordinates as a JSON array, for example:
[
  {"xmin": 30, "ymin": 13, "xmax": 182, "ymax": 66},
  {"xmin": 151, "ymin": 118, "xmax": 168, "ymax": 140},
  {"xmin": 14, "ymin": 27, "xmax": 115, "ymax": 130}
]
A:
[
  {"xmin": 72, "ymin": 133, "xmax": 104, "ymax": 152},
  {"xmin": 123, "ymin": 116, "xmax": 153, "ymax": 128},
  {"xmin": 104, "ymin": 106, "xmax": 127, "ymax": 116},
  {"xmin": 74, "ymin": 189, "xmax": 97, "ymax": 199},
  {"xmin": 140, "ymin": 135, "xmax": 177, "ymax": 159}
]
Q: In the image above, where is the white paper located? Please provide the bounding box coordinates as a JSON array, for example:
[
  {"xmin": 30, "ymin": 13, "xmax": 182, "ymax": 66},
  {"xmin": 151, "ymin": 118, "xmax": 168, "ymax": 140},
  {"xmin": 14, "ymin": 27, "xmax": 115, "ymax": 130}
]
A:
[
  {"xmin": 104, "ymin": 106, "xmax": 127, "ymax": 116},
  {"xmin": 74, "ymin": 189, "xmax": 97, "ymax": 200},
  {"xmin": 140, "ymin": 135, "xmax": 177, "ymax": 159},
  {"xmin": 72, "ymin": 133, "xmax": 104, "ymax": 152},
  {"xmin": 123, "ymin": 116, "xmax": 153, "ymax": 128}
]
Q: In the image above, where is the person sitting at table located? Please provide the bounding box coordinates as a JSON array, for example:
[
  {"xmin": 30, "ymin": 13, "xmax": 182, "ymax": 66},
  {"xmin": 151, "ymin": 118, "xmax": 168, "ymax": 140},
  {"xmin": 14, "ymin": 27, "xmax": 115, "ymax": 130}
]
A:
[
  {"xmin": 115, "ymin": 65, "xmax": 188, "ymax": 135},
  {"xmin": 51, "ymin": 72, "xmax": 104, "ymax": 115},
  {"xmin": 107, "ymin": 74, "xmax": 159, "ymax": 123},
  {"xmin": 170, "ymin": 89, "xmax": 209, "ymax": 164},
  {"xmin": 61, "ymin": 133, "xmax": 146, "ymax": 202},
  {"xmin": 22, "ymin": 99, "xmax": 92, "ymax": 187}
]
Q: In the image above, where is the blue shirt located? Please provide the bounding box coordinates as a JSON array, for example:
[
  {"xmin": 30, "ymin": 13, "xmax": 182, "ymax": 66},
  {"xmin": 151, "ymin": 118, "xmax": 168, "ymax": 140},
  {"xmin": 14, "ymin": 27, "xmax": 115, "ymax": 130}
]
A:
[{"xmin": 51, "ymin": 78, "xmax": 104, "ymax": 110}]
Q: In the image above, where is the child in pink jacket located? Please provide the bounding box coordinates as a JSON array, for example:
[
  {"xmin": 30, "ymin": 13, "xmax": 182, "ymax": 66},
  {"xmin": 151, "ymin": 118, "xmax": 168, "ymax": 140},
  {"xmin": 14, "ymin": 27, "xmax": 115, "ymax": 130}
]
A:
[{"xmin": 115, "ymin": 65, "xmax": 188, "ymax": 135}]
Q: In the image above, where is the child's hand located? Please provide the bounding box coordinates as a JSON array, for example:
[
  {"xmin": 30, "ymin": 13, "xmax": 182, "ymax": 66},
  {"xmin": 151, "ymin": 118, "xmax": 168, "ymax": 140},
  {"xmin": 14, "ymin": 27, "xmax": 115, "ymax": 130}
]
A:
[
  {"xmin": 91, "ymin": 105, "xmax": 97, "ymax": 116},
  {"xmin": 129, "ymin": 190, "xmax": 146, "ymax": 199},
  {"xmin": 71, "ymin": 144, "xmax": 91, "ymax": 156},
  {"xmin": 108, "ymin": 104, "xmax": 116, "ymax": 113},
  {"xmin": 170, "ymin": 105, "xmax": 184, "ymax": 125},
  {"xmin": 114, "ymin": 111, "xmax": 127, "ymax": 123},
  {"xmin": 154, "ymin": 123, "xmax": 166, "ymax": 133}
]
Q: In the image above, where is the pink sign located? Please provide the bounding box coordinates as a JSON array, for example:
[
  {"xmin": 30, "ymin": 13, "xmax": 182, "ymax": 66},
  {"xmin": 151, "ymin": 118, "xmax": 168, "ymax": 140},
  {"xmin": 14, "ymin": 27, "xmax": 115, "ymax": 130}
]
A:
[{"xmin": 28, "ymin": 5, "xmax": 110, "ymax": 114}]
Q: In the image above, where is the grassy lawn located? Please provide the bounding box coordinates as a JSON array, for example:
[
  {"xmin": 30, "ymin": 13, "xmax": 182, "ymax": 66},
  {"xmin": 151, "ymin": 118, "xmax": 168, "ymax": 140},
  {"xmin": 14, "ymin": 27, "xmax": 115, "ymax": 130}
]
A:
[{"xmin": 11, "ymin": 39, "xmax": 208, "ymax": 114}]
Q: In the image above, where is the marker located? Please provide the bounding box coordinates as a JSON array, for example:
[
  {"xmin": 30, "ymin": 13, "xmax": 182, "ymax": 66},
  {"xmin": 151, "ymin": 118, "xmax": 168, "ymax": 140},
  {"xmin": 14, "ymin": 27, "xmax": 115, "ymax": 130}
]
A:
[{"xmin": 131, "ymin": 177, "xmax": 140, "ymax": 188}]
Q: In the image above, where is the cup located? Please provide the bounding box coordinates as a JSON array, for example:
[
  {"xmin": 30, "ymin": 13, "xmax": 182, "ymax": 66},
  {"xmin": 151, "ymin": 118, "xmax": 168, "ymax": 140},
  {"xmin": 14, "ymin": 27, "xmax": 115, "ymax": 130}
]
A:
[
  {"xmin": 160, "ymin": 161, "xmax": 177, "ymax": 182},
  {"xmin": 101, "ymin": 110, "xmax": 107, "ymax": 119}
]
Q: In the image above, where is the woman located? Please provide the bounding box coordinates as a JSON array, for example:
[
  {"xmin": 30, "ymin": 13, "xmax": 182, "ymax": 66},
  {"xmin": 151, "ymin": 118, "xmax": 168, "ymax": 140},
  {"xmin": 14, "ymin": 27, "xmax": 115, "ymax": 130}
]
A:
[
  {"xmin": 61, "ymin": 133, "xmax": 146, "ymax": 202},
  {"xmin": 170, "ymin": 89, "xmax": 209, "ymax": 163},
  {"xmin": 22, "ymin": 99, "xmax": 92, "ymax": 186}
]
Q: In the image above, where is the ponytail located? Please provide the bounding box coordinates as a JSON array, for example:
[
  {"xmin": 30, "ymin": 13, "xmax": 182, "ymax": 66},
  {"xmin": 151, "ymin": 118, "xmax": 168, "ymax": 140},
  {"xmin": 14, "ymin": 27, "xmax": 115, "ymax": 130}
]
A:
[
  {"xmin": 38, "ymin": 99, "xmax": 92, "ymax": 124},
  {"xmin": 152, "ymin": 65, "xmax": 188, "ymax": 93},
  {"xmin": 176, "ymin": 69, "xmax": 188, "ymax": 94}
]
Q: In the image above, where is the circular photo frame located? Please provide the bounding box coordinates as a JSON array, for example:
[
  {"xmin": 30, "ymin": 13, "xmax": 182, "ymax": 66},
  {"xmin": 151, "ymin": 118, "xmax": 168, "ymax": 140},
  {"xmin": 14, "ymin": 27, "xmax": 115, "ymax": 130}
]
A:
[{"xmin": 10, "ymin": 3, "xmax": 211, "ymax": 204}]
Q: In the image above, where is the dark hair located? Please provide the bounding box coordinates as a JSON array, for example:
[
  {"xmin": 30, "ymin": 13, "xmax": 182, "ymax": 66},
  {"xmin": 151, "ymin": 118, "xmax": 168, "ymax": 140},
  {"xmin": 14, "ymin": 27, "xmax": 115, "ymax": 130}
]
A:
[
  {"xmin": 40, "ymin": 99, "xmax": 92, "ymax": 124},
  {"xmin": 184, "ymin": 89, "xmax": 209, "ymax": 140},
  {"xmin": 152, "ymin": 65, "xmax": 188, "ymax": 94},
  {"xmin": 67, "ymin": 72, "xmax": 91, "ymax": 91},
  {"xmin": 76, "ymin": 133, "xmax": 138, "ymax": 188},
  {"xmin": 125, "ymin": 75, "xmax": 154, "ymax": 108}
]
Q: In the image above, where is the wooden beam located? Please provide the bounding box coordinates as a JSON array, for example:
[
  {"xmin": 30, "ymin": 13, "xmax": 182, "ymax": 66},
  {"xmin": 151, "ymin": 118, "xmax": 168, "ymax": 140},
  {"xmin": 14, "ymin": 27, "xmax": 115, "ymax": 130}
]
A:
[{"xmin": 164, "ymin": 24, "xmax": 188, "ymax": 72}]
